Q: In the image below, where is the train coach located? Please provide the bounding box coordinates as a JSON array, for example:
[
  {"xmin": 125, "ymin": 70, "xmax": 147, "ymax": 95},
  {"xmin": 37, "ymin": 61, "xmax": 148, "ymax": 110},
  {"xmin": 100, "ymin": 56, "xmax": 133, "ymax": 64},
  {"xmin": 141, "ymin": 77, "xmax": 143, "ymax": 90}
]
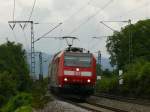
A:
[{"xmin": 48, "ymin": 47, "xmax": 96, "ymax": 99}]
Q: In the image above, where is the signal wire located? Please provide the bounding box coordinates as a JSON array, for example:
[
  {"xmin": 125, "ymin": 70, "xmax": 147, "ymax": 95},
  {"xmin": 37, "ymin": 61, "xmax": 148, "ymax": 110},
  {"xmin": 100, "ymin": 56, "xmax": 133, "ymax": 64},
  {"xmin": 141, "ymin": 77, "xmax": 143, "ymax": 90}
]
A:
[{"xmin": 69, "ymin": 0, "xmax": 114, "ymax": 35}]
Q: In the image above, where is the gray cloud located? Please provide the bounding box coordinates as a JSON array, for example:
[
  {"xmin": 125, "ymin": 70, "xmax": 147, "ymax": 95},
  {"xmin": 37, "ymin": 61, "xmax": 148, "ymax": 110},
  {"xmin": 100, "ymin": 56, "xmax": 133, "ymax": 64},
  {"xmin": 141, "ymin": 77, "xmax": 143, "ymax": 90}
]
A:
[{"xmin": 0, "ymin": 0, "xmax": 149, "ymax": 57}]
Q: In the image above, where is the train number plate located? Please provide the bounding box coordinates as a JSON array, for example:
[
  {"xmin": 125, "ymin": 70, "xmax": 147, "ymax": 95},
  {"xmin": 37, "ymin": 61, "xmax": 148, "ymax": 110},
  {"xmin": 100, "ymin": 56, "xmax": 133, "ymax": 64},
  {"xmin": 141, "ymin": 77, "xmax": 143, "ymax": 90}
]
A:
[{"xmin": 75, "ymin": 71, "xmax": 81, "ymax": 76}]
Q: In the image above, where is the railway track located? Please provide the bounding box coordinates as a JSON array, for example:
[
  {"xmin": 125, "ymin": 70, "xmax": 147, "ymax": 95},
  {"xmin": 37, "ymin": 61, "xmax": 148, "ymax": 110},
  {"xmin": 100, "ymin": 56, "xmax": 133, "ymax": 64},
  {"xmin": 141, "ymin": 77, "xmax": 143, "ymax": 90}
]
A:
[
  {"xmin": 60, "ymin": 97, "xmax": 127, "ymax": 112},
  {"xmin": 94, "ymin": 94, "xmax": 150, "ymax": 106},
  {"xmin": 54, "ymin": 94, "xmax": 150, "ymax": 112},
  {"xmin": 74, "ymin": 102, "xmax": 127, "ymax": 112}
]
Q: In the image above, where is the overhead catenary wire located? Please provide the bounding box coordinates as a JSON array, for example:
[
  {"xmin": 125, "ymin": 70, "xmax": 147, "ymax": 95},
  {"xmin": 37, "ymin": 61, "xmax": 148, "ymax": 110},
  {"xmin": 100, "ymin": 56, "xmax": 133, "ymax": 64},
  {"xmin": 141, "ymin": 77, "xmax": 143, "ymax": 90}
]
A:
[
  {"xmin": 28, "ymin": 0, "xmax": 37, "ymax": 21},
  {"xmin": 39, "ymin": 22, "xmax": 62, "ymax": 38},
  {"xmin": 69, "ymin": 0, "xmax": 114, "ymax": 35},
  {"xmin": 33, "ymin": 0, "xmax": 93, "ymax": 39},
  {"xmin": 62, "ymin": 0, "xmax": 94, "ymax": 24},
  {"xmin": 34, "ymin": 22, "xmax": 59, "ymax": 39},
  {"xmin": 90, "ymin": 36, "xmax": 107, "ymax": 51},
  {"xmin": 13, "ymin": 0, "xmax": 16, "ymax": 21},
  {"xmin": 34, "ymin": 22, "xmax": 62, "ymax": 43},
  {"xmin": 100, "ymin": 21, "xmax": 117, "ymax": 31},
  {"xmin": 113, "ymin": 1, "xmax": 150, "ymax": 19},
  {"xmin": 44, "ymin": 0, "xmax": 94, "ymax": 36},
  {"xmin": 10, "ymin": 0, "xmax": 18, "ymax": 42},
  {"xmin": 10, "ymin": 0, "xmax": 17, "ymax": 42},
  {"xmin": 23, "ymin": 0, "xmax": 37, "ymax": 29}
]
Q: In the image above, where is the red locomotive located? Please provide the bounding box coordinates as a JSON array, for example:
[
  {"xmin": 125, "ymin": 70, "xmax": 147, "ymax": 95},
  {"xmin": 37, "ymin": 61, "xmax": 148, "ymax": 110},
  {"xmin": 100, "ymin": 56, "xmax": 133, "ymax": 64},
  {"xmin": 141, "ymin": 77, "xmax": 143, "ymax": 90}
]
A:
[{"xmin": 48, "ymin": 47, "xmax": 96, "ymax": 99}]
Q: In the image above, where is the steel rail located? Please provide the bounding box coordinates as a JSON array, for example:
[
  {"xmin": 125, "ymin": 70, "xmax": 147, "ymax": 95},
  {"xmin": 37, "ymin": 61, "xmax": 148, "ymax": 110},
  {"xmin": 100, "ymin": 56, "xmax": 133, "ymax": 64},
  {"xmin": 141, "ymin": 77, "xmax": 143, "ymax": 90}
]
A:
[
  {"xmin": 93, "ymin": 94, "xmax": 150, "ymax": 106},
  {"xmin": 57, "ymin": 96, "xmax": 126, "ymax": 112}
]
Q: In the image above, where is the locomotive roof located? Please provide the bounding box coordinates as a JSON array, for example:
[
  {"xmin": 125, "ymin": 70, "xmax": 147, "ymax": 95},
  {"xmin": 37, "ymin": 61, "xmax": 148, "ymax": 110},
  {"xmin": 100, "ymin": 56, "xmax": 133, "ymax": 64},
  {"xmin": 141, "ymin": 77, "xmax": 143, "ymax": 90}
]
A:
[
  {"xmin": 52, "ymin": 47, "xmax": 94, "ymax": 61},
  {"xmin": 65, "ymin": 47, "xmax": 91, "ymax": 53}
]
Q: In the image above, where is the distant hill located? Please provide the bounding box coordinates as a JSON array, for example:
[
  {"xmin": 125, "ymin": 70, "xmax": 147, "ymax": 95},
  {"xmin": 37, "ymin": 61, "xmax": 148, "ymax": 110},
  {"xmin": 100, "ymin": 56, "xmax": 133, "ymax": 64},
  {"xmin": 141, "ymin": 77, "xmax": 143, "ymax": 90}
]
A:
[{"xmin": 26, "ymin": 52, "xmax": 113, "ymax": 77}]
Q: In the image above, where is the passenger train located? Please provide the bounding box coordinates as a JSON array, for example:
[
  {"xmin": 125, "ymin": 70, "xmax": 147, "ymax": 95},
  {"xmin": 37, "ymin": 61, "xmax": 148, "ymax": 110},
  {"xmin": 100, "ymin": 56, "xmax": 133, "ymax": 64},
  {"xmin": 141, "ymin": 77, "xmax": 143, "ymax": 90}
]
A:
[{"xmin": 48, "ymin": 47, "xmax": 96, "ymax": 99}]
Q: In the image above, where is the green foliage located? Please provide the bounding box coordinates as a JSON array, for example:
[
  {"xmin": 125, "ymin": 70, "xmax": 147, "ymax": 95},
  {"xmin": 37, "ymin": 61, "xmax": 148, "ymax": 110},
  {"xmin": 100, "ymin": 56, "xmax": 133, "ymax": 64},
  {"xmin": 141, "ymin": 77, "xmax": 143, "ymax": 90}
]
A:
[
  {"xmin": 106, "ymin": 19, "xmax": 150, "ymax": 69},
  {"xmin": 31, "ymin": 78, "xmax": 53, "ymax": 109},
  {"xmin": 96, "ymin": 59, "xmax": 150, "ymax": 99},
  {"xmin": 0, "ymin": 41, "xmax": 54, "ymax": 110},
  {"xmin": 0, "ymin": 41, "xmax": 29, "ymax": 74},
  {"xmin": 96, "ymin": 78, "xmax": 110, "ymax": 93},
  {"xmin": 0, "ymin": 72, "xmax": 17, "ymax": 104},
  {"xmin": 96, "ymin": 75, "xmax": 118, "ymax": 94},
  {"xmin": 0, "ymin": 78, "xmax": 53, "ymax": 111},
  {"xmin": 14, "ymin": 106, "xmax": 32, "ymax": 112},
  {"xmin": 0, "ymin": 41, "xmax": 32, "ymax": 108},
  {"xmin": 0, "ymin": 95, "xmax": 5, "ymax": 107},
  {"xmin": 102, "ymin": 69, "xmax": 113, "ymax": 77},
  {"xmin": 0, "ymin": 41, "xmax": 31, "ymax": 92},
  {"xmin": 1, "ymin": 93, "xmax": 32, "ymax": 112},
  {"xmin": 104, "ymin": 19, "xmax": 150, "ymax": 98},
  {"xmin": 122, "ymin": 59, "xmax": 150, "ymax": 98}
]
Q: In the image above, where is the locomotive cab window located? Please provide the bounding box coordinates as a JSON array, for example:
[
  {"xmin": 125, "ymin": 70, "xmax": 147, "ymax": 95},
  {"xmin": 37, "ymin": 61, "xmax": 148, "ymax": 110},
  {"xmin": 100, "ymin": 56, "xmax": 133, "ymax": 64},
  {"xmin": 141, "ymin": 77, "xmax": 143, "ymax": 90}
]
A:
[{"xmin": 64, "ymin": 53, "xmax": 92, "ymax": 67}]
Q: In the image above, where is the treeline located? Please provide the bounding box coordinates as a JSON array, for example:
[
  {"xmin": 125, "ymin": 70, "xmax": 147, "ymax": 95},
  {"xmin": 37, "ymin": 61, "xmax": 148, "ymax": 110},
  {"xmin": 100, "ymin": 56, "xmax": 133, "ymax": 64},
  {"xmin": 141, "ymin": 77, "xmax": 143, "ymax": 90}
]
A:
[
  {"xmin": 96, "ymin": 19, "xmax": 150, "ymax": 99},
  {"xmin": 0, "ymin": 41, "xmax": 51, "ymax": 112}
]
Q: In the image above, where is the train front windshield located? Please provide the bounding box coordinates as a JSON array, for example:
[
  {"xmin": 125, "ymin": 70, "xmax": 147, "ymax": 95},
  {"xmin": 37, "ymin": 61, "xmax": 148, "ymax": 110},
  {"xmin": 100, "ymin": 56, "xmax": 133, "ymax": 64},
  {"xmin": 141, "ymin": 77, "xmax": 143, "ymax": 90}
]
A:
[{"xmin": 64, "ymin": 53, "xmax": 91, "ymax": 67}]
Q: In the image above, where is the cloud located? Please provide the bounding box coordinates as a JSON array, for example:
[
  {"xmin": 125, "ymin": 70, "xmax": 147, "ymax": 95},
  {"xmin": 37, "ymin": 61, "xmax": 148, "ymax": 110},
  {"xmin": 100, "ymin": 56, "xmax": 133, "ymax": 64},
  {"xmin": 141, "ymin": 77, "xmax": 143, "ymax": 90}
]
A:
[{"xmin": 0, "ymin": 0, "xmax": 149, "ymax": 57}]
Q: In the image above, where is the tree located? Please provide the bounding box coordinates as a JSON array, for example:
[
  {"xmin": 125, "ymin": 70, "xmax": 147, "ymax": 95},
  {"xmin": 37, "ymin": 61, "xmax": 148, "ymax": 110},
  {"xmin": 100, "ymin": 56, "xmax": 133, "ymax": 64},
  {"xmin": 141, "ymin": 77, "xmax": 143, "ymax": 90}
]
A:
[
  {"xmin": 106, "ymin": 19, "xmax": 150, "ymax": 69},
  {"xmin": 0, "ymin": 41, "xmax": 32, "ymax": 107},
  {"xmin": 0, "ymin": 72, "xmax": 17, "ymax": 107},
  {"xmin": 102, "ymin": 69, "xmax": 112, "ymax": 77},
  {"xmin": 122, "ymin": 59, "xmax": 150, "ymax": 98},
  {"xmin": 0, "ymin": 41, "xmax": 31, "ymax": 91}
]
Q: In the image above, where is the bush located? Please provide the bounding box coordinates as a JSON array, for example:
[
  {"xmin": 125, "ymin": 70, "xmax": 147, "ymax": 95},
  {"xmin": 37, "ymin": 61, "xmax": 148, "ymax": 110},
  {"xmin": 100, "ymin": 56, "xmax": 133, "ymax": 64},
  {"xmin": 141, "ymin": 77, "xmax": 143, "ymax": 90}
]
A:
[
  {"xmin": 14, "ymin": 106, "xmax": 32, "ymax": 112},
  {"xmin": 0, "ymin": 95, "xmax": 6, "ymax": 107},
  {"xmin": 0, "ymin": 41, "xmax": 52, "ymax": 110},
  {"xmin": 140, "ymin": 62, "xmax": 150, "ymax": 97},
  {"xmin": 0, "ymin": 71, "xmax": 17, "ymax": 106},
  {"xmin": 31, "ymin": 79, "xmax": 53, "ymax": 109},
  {"xmin": 96, "ymin": 78, "xmax": 110, "ymax": 93},
  {"xmin": 1, "ymin": 93, "xmax": 32, "ymax": 112},
  {"xmin": 96, "ymin": 75, "xmax": 118, "ymax": 94},
  {"xmin": 122, "ymin": 59, "xmax": 150, "ymax": 98}
]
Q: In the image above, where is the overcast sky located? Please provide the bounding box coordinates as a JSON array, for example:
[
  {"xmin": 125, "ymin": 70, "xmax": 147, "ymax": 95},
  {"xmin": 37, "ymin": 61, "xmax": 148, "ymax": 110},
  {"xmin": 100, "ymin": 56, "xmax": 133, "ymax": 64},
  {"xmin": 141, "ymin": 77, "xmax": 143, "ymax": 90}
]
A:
[{"xmin": 0, "ymin": 0, "xmax": 149, "ymax": 57}]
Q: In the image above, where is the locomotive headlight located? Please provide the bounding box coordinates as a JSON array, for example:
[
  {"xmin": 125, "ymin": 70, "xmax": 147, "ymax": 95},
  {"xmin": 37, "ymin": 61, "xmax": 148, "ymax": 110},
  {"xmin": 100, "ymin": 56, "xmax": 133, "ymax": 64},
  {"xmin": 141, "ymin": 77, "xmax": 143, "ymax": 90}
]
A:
[
  {"xmin": 76, "ymin": 68, "xmax": 79, "ymax": 71},
  {"xmin": 64, "ymin": 78, "xmax": 68, "ymax": 82},
  {"xmin": 87, "ymin": 79, "xmax": 91, "ymax": 83}
]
